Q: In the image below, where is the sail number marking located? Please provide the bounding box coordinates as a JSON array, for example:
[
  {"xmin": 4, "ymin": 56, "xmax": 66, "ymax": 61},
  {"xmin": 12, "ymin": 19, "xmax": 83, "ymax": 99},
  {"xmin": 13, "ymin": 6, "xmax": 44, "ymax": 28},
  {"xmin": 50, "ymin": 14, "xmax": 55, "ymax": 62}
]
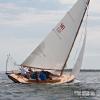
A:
[{"xmin": 56, "ymin": 23, "xmax": 65, "ymax": 33}]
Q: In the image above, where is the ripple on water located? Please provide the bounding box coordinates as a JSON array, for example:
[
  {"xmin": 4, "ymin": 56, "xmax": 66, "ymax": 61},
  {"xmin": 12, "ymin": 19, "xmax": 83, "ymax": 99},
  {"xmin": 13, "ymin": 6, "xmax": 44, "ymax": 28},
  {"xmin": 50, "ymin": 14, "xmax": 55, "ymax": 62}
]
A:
[{"xmin": 0, "ymin": 72, "xmax": 100, "ymax": 100}]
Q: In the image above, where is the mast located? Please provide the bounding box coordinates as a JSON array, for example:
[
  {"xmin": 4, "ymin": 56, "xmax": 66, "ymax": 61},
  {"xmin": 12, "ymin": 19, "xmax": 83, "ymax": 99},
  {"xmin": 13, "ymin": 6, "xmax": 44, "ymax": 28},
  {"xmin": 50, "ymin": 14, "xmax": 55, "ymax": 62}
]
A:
[{"xmin": 60, "ymin": 0, "xmax": 90, "ymax": 76}]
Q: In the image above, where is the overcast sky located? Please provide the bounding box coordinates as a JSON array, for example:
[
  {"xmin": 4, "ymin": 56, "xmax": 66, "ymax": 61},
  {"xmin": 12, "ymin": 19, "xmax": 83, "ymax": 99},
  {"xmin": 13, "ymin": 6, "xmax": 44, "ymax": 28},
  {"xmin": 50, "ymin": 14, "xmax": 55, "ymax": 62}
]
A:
[{"xmin": 0, "ymin": 0, "xmax": 100, "ymax": 71}]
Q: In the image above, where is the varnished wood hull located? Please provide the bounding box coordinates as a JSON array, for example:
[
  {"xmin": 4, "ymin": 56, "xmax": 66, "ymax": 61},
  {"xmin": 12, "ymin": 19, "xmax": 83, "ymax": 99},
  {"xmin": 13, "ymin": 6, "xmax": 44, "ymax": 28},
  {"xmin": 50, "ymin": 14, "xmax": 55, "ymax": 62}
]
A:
[{"xmin": 6, "ymin": 73, "xmax": 75, "ymax": 84}]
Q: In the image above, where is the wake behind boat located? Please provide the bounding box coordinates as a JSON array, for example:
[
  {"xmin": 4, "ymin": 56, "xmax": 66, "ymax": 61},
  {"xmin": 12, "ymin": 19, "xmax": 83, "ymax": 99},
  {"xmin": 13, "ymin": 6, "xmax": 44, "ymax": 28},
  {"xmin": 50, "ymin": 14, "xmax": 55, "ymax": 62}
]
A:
[{"xmin": 6, "ymin": 0, "xmax": 90, "ymax": 84}]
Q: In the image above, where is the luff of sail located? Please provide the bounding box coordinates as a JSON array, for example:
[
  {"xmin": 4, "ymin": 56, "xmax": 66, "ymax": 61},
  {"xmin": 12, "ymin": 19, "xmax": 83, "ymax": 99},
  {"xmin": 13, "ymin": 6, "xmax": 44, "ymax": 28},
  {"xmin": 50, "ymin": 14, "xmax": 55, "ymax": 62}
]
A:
[
  {"xmin": 60, "ymin": 0, "xmax": 90, "ymax": 75},
  {"xmin": 72, "ymin": 33, "xmax": 86, "ymax": 78},
  {"xmin": 21, "ymin": 0, "xmax": 90, "ymax": 71}
]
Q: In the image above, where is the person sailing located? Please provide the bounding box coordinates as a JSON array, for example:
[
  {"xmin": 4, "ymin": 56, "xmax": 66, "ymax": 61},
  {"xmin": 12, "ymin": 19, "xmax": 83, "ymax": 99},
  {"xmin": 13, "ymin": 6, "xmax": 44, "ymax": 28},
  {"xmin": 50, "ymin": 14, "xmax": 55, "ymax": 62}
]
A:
[
  {"xmin": 28, "ymin": 68, "xmax": 38, "ymax": 80},
  {"xmin": 39, "ymin": 70, "xmax": 47, "ymax": 80},
  {"xmin": 20, "ymin": 66, "xmax": 29, "ymax": 78},
  {"xmin": 39, "ymin": 70, "xmax": 56, "ymax": 80}
]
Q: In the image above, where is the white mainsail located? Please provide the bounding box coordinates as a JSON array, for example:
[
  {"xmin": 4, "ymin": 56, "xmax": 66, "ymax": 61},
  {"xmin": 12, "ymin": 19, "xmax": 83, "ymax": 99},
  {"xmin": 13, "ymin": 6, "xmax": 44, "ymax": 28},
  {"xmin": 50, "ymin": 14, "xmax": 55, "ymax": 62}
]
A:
[
  {"xmin": 21, "ymin": 0, "xmax": 90, "ymax": 70},
  {"xmin": 72, "ymin": 33, "xmax": 86, "ymax": 78}
]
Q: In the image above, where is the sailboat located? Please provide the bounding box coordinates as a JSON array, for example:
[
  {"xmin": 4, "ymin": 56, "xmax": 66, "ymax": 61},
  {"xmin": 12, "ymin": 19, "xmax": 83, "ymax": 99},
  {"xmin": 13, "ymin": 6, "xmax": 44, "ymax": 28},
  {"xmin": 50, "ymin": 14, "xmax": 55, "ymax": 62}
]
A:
[{"xmin": 6, "ymin": 0, "xmax": 90, "ymax": 84}]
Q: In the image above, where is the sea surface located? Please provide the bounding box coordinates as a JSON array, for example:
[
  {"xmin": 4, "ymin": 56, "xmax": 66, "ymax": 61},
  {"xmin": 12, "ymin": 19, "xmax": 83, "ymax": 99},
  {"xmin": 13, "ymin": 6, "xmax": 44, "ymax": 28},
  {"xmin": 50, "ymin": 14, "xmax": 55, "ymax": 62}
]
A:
[{"xmin": 0, "ymin": 71, "xmax": 100, "ymax": 100}]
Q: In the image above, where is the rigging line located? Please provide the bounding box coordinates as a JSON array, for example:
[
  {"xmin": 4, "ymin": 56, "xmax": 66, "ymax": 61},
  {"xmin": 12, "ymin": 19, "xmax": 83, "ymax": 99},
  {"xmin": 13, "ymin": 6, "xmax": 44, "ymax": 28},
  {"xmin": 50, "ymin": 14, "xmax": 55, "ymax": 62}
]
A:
[
  {"xmin": 9, "ymin": 55, "xmax": 18, "ymax": 66},
  {"xmin": 6, "ymin": 54, "xmax": 10, "ymax": 74},
  {"xmin": 60, "ymin": 0, "xmax": 90, "ymax": 76}
]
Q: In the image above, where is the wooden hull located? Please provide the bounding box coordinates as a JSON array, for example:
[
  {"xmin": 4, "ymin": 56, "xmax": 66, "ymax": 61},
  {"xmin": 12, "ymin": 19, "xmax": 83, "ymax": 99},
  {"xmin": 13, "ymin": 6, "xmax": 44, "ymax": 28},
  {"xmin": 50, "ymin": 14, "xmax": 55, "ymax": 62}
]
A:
[{"xmin": 6, "ymin": 73, "xmax": 75, "ymax": 84}]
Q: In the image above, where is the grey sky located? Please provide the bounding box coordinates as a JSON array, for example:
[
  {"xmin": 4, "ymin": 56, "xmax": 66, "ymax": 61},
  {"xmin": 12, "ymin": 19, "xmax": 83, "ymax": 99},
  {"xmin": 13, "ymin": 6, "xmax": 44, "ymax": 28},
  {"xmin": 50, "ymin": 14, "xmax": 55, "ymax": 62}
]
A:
[{"xmin": 0, "ymin": 0, "xmax": 100, "ymax": 71}]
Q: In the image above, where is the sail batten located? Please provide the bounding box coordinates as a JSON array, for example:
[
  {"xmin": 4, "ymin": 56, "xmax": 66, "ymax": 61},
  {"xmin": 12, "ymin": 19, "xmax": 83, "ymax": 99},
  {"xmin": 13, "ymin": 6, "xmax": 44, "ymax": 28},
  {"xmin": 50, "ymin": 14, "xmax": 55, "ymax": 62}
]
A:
[{"xmin": 21, "ymin": 0, "xmax": 90, "ymax": 71}]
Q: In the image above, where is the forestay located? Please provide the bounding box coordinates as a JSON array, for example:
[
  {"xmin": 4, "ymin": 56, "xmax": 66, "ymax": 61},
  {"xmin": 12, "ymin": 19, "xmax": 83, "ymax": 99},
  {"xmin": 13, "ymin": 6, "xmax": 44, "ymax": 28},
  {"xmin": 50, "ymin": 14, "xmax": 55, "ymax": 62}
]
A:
[{"xmin": 21, "ymin": 0, "xmax": 90, "ymax": 70}]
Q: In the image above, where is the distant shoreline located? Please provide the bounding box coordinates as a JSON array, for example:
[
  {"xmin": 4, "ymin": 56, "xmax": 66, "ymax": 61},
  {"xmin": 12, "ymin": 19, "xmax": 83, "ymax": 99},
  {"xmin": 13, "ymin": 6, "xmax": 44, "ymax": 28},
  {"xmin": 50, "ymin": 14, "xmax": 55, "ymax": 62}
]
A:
[
  {"xmin": 66, "ymin": 69, "xmax": 100, "ymax": 72},
  {"xmin": 0, "ymin": 69, "xmax": 100, "ymax": 74}
]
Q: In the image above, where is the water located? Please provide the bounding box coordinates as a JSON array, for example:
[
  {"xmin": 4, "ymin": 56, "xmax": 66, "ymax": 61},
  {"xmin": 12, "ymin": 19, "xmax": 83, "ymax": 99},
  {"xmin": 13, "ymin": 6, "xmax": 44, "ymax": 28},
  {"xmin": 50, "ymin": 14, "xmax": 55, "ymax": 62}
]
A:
[{"xmin": 0, "ymin": 71, "xmax": 100, "ymax": 100}]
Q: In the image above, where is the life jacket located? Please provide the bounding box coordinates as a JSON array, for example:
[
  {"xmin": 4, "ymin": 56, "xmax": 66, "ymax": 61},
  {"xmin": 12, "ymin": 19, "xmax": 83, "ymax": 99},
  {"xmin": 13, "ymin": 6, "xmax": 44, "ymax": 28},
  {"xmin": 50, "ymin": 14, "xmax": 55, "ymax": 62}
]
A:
[{"xmin": 39, "ymin": 71, "xmax": 47, "ymax": 80}]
